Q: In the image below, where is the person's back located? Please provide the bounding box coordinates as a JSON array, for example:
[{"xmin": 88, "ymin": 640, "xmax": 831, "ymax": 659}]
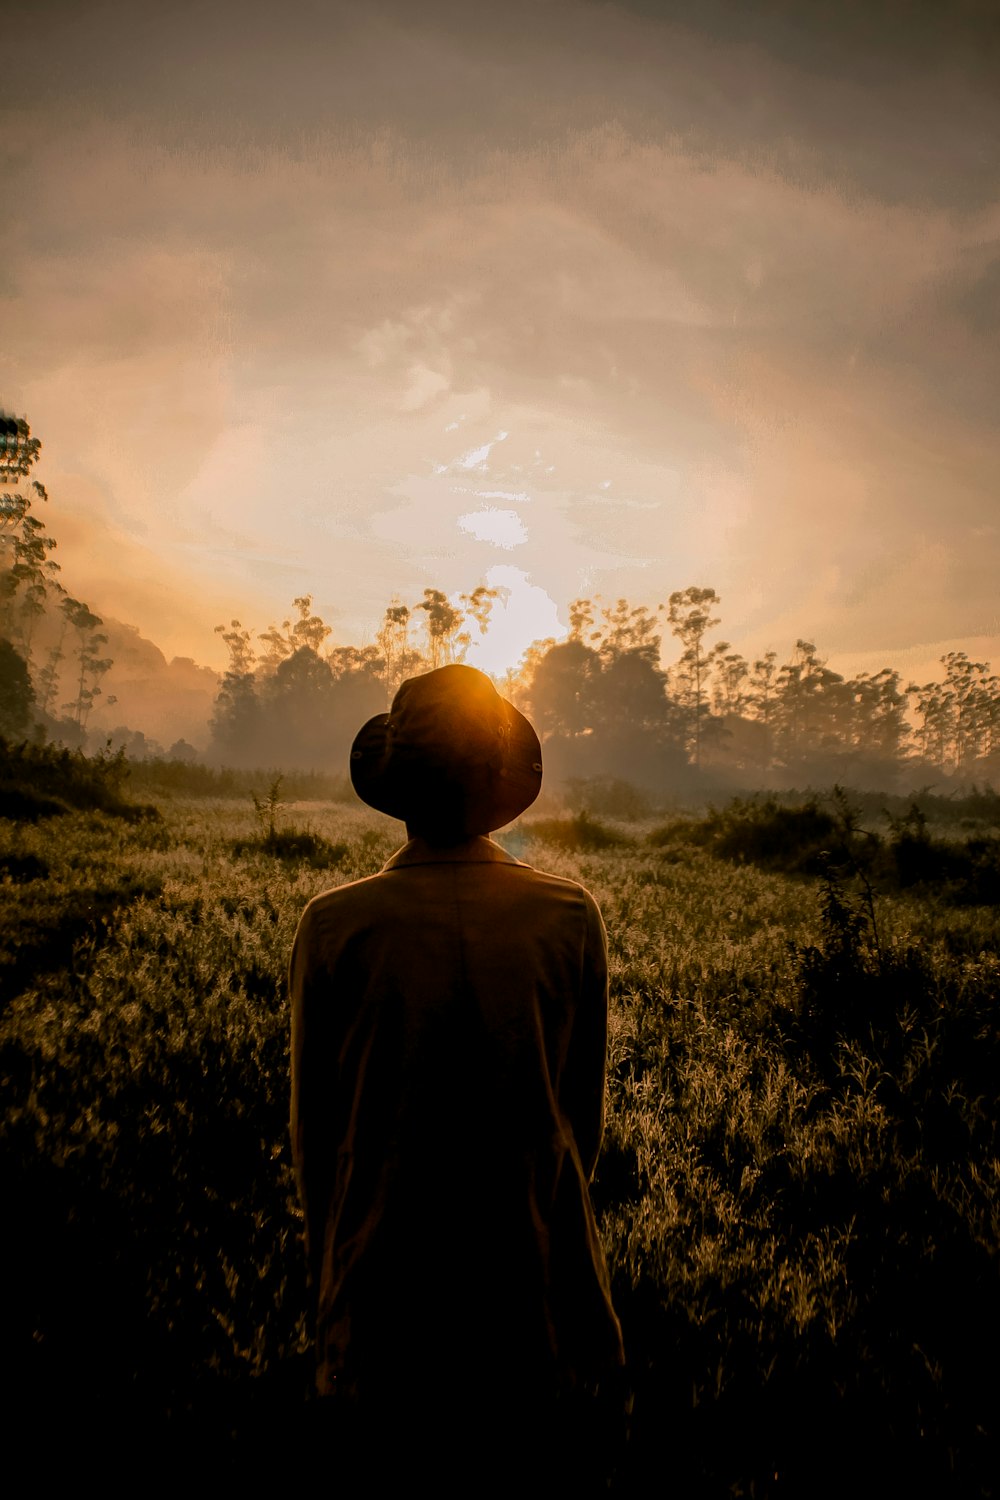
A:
[
  {"xmin": 291, "ymin": 833, "xmax": 622, "ymax": 1399},
  {"xmin": 289, "ymin": 666, "xmax": 624, "ymax": 1488}
]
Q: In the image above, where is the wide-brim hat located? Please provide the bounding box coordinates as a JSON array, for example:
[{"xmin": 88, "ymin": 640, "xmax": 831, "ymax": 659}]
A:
[{"xmin": 350, "ymin": 664, "xmax": 542, "ymax": 835}]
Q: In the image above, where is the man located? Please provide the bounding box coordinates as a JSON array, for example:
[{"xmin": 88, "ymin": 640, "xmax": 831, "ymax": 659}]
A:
[{"xmin": 289, "ymin": 664, "xmax": 624, "ymax": 1487}]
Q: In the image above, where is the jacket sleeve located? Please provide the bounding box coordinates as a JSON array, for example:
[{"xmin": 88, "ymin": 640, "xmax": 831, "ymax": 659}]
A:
[
  {"xmin": 562, "ymin": 891, "xmax": 610, "ymax": 1183},
  {"xmin": 289, "ymin": 903, "xmax": 335, "ymax": 1295}
]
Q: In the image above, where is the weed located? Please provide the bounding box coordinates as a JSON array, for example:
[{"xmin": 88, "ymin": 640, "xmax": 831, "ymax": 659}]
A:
[
  {"xmin": 251, "ymin": 775, "xmax": 286, "ymax": 842},
  {"xmin": 230, "ymin": 777, "xmax": 350, "ymax": 868}
]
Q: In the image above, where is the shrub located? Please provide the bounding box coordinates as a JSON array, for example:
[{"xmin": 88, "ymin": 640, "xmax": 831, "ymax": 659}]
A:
[
  {"xmin": 520, "ymin": 811, "xmax": 631, "ymax": 851},
  {"xmin": 883, "ymin": 803, "xmax": 1000, "ymax": 905},
  {"xmin": 708, "ymin": 796, "xmax": 842, "ymax": 873},
  {"xmin": 647, "ymin": 796, "xmax": 840, "ymax": 874},
  {"xmin": 0, "ymin": 736, "xmax": 159, "ymax": 821}
]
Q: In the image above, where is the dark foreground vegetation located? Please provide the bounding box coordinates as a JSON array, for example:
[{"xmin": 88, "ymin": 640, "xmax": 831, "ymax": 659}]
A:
[{"xmin": 1, "ymin": 748, "xmax": 998, "ymax": 1494}]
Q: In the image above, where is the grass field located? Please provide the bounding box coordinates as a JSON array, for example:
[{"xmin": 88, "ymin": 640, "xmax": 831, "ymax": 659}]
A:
[{"xmin": 1, "ymin": 781, "xmax": 998, "ymax": 1495}]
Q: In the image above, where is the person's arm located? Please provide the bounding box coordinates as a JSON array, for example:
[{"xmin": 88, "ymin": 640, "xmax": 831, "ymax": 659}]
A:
[
  {"xmin": 562, "ymin": 891, "xmax": 610, "ymax": 1182},
  {"xmin": 289, "ymin": 903, "xmax": 334, "ymax": 1295}
]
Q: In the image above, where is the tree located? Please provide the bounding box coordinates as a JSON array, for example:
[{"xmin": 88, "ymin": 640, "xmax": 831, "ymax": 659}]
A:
[
  {"xmin": 410, "ymin": 585, "xmax": 500, "ymax": 674},
  {"xmin": 61, "ymin": 596, "xmax": 112, "ymax": 733},
  {"xmin": 414, "ymin": 588, "xmax": 466, "ymax": 669},
  {"xmin": 907, "ymin": 676, "xmax": 954, "ymax": 768},
  {"xmin": 377, "ymin": 600, "xmax": 423, "ymax": 702},
  {"xmin": 0, "ymin": 414, "xmax": 41, "ymax": 482},
  {"xmin": 591, "ymin": 601, "xmax": 672, "ymax": 749},
  {"xmin": 667, "ymin": 586, "xmax": 722, "ymax": 769},
  {"xmin": 745, "ymin": 651, "xmax": 779, "ymax": 771},
  {"xmin": 525, "ymin": 638, "xmax": 601, "ymax": 741},
  {"xmin": 0, "ymin": 414, "xmax": 112, "ymax": 745},
  {"xmin": 258, "ymin": 595, "xmax": 333, "ymax": 676},
  {"xmin": 712, "ymin": 650, "xmax": 749, "ymax": 718},
  {"xmin": 941, "ymin": 652, "xmax": 997, "ymax": 772},
  {"xmin": 210, "ymin": 620, "xmax": 260, "ymax": 763},
  {"xmin": 0, "ymin": 637, "xmax": 34, "ymax": 738},
  {"xmin": 460, "ymin": 585, "xmax": 499, "ymax": 641},
  {"xmin": 845, "ymin": 668, "xmax": 908, "ymax": 763},
  {"xmin": 0, "ymin": 415, "xmax": 62, "ymax": 675},
  {"xmin": 907, "ymin": 653, "xmax": 1000, "ymax": 774},
  {"xmin": 257, "ymin": 645, "xmax": 339, "ymax": 766},
  {"xmin": 523, "ymin": 603, "xmax": 677, "ymax": 786},
  {"xmin": 773, "ymin": 639, "xmax": 847, "ymax": 765},
  {"xmin": 567, "ymin": 598, "xmax": 599, "ymax": 645},
  {"xmin": 596, "ymin": 598, "xmax": 661, "ymax": 661}
]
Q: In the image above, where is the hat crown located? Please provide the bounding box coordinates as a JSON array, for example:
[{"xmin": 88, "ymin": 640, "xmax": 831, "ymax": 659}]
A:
[{"xmin": 388, "ymin": 665, "xmax": 507, "ymax": 768}]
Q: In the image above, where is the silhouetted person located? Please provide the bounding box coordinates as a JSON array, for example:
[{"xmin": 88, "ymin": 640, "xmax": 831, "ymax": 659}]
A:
[{"xmin": 289, "ymin": 664, "xmax": 624, "ymax": 1492}]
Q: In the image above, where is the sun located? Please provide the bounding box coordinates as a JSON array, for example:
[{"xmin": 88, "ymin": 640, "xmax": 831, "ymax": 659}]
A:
[{"xmin": 460, "ymin": 566, "xmax": 565, "ymax": 680}]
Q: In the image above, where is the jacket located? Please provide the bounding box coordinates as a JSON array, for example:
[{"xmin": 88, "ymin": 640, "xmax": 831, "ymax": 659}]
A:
[{"xmin": 289, "ymin": 833, "xmax": 624, "ymax": 1400}]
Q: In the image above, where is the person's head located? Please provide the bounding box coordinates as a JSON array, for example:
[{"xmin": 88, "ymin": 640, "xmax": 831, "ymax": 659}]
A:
[{"xmin": 350, "ymin": 664, "xmax": 542, "ymax": 842}]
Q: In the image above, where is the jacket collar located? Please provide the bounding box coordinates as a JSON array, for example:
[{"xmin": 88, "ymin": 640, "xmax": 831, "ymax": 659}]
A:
[{"xmin": 381, "ymin": 834, "xmax": 527, "ymax": 871}]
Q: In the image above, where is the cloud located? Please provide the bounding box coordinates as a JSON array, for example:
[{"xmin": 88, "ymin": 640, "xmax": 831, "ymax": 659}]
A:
[
  {"xmin": 1, "ymin": 0, "xmax": 998, "ymax": 678},
  {"xmin": 457, "ymin": 507, "xmax": 528, "ymax": 549}
]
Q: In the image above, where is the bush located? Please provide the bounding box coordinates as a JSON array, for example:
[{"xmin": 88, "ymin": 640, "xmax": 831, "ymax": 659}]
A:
[
  {"xmin": 521, "ymin": 811, "xmax": 632, "ymax": 852},
  {"xmin": 647, "ymin": 792, "xmax": 1000, "ymax": 909},
  {"xmin": 0, "ymin": 736, "xmax": 159, "ymax": 821},
  {"xmin": 883, "ymin": 803, "xmax": 1000, "ymax": 905},
  {"xmin": 648, "ymin": 796, "xmax": 839, "ymax": 874}
]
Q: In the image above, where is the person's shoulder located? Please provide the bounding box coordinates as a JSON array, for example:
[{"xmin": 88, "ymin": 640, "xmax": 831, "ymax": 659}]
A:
[
  {"xmin": 507, "ymin": 857, "xmax": 603, "ymax": 912},
  {"xmin": 296, "ymin": 869, "xmax": 394, "ymax": 927}
]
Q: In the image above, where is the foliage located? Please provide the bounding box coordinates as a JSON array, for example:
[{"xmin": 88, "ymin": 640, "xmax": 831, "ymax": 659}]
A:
[
  {"xmin": 882, "ymin": 802, "xmax": 1000, "ymax": 906},
  {"xmin": 251, "ymin": 774, "xmax": 287, "ymax": 842},
  {"xmin": 1, "ymin": 796, "xmax": 998, "ymax": 1490},
  {"xmin": 648, "ymin": 789, "xmax": 1000, "ymax": 908},
  {"xmin": 1, "ymin": 798, "xmax": 1000, "ymax": 1488},
  {"xmin": 518, "ymin": 811, "xmax": 633, "ymax": 852},
  {"xmin": 0, "ymin": 638, "xmax": 34, "ymax": 737},
  {"xmin": 0, "ymin": 414, "xmax": 112, "ymax": 740},
  {"xmin": 647, "ymin": 796, "xmax": 842, "ymax": 874},
  {"xmin": 0, "ymin": 734, "xmax": 158, "ymax": 821}
]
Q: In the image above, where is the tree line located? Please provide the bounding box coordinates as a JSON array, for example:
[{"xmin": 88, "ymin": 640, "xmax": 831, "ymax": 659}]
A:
[
  {"xmin": 210, "ymin": 583, "xmax": 1000, "ymax": 788},
  {"xmin": 2, "ymin": 415, "xmax": 999, "ymax": 789}
]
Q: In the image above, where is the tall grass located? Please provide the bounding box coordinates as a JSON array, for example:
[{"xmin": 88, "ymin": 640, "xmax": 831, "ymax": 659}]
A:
[{"xmin": 1, "ymin": 795, "xmax": 997, "ymax": 1492}]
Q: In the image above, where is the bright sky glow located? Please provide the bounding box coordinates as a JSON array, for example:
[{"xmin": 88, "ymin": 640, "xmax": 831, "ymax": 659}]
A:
[
  {"xmin": 462, "ymin": 566, "xmax": 565, "ymax": 678},
  {"xmin": 1, "ymin": 0, "xmax": 997, "ymax": 700}
]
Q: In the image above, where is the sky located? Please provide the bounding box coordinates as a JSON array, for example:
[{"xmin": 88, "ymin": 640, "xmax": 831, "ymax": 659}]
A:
[{"xmin": 2, "ymin": 0, "xmax": 999, "ymax": 682}]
